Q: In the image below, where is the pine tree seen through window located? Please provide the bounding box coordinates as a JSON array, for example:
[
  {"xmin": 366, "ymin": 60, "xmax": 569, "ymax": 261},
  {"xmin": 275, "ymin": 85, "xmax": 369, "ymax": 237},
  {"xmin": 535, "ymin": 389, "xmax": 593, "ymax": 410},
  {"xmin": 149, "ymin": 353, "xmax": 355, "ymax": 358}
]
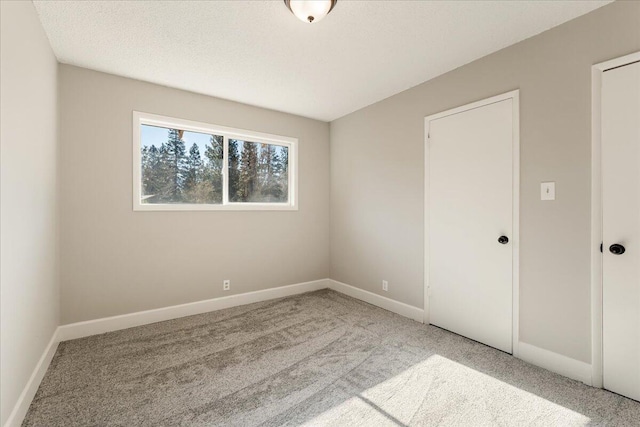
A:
[
  {"xmin": 141, "ymin": 126, "xmax": 224, "ymax": 204},
  {"xmin": 229, "ymin": 139, "xmax": 288, "ymax": 203}
]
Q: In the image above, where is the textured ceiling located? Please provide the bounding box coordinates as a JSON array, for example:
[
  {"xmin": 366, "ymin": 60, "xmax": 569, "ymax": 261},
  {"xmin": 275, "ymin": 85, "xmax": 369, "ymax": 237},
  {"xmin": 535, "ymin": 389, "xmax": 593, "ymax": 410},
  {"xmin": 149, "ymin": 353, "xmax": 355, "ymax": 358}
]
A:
[{"xmin": 33, "ymin": 0, "xmax": 611, "ymax": 121}]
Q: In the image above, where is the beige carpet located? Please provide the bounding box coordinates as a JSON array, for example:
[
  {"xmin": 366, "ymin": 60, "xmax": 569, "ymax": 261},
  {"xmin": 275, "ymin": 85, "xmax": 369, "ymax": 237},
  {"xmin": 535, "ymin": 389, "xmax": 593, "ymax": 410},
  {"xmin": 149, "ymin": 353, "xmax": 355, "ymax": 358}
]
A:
[{"xmin": 23, "ymin": 289, "xmax": 640, "ymax": 426}]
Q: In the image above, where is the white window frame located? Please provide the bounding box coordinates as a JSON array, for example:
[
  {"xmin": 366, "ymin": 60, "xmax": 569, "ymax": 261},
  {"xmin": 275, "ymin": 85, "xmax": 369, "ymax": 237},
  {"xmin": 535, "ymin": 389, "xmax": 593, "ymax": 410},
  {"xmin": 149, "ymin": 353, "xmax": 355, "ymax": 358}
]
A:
[{"xmin": 132, "ymin": 111, "xmax": 298, "ymax": 211}]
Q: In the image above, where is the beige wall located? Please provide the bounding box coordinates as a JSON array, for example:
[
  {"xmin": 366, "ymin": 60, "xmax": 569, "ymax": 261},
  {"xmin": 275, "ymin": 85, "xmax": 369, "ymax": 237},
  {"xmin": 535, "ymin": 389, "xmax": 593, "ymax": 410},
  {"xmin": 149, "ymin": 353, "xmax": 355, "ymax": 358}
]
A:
[
  {"xmin": 59, "ymin": 65, "xmax": 330, "ymax": 324},
  {"xmin": 330, "ymin": 0, "xmax": 640, "ymax": 363},
  {"xmin": 0, "ymin": 2, "xmax": 60, "ymax": 424}
]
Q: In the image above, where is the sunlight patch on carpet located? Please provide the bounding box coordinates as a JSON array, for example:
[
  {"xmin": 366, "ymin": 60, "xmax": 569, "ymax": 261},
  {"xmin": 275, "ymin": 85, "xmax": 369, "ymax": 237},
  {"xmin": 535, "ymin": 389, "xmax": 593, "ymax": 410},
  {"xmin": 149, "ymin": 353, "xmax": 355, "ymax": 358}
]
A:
[{"xmin": 305, "ymin": 355, "xmax": 591, "ymax": 426}]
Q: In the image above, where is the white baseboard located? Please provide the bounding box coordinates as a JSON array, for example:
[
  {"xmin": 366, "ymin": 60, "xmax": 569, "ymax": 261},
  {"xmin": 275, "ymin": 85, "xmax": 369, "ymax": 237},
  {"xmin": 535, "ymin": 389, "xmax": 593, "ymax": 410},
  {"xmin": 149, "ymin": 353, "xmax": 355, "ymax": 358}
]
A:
[
  {"xmin": 518, "ymin": 342, "xmax": 592, "ymax": 385},
  {"xmin": 58, "ymin": 279, "xmax": 330, "ymax": 342},
  {"xmin": 3, "ymin": 329, "xmax": 60, "ymax": 427},
  {"xmin": 54, "ymin": 278, "xmax": 425, "ymax": 341},
  {"xmin": 328, "ymin": 279, "xmax": 424, "ymax": 322}
]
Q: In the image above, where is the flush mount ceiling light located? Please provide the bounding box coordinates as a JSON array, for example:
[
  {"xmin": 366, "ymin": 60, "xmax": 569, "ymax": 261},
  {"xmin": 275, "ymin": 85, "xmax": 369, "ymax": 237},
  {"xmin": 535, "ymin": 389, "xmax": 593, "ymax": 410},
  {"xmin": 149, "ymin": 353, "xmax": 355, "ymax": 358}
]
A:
[{"xmin": 284, "ymin": 0, "xmax": 337, "ymax": 24}]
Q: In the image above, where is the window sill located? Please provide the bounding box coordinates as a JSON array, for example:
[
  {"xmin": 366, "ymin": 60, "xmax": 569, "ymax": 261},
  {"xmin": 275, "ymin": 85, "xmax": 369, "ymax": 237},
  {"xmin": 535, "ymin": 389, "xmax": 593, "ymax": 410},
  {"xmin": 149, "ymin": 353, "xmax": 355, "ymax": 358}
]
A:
[{"xmin": 133, "ymin": 203, "xmax": 298, "ymax": 212}]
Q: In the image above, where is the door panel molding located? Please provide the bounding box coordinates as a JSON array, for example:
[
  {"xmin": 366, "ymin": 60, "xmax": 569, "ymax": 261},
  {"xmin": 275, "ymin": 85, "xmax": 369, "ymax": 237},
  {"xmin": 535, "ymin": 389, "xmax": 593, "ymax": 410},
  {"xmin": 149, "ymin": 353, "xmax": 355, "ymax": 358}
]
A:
[
  {"xmin": 591, "ymin": 51, "xmax": 640, "ymax": 390},
  {"xmin": 424, "ymin": 90, "xmax": 520, "ymax": 357}
]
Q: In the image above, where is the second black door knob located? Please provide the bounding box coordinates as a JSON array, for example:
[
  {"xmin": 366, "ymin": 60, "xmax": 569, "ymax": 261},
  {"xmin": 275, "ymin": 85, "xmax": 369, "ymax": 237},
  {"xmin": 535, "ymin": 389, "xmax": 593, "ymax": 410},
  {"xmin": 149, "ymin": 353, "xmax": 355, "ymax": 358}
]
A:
[{"xmin": 609, "ymin": 244, "xmax": 626, "ymax": 255}]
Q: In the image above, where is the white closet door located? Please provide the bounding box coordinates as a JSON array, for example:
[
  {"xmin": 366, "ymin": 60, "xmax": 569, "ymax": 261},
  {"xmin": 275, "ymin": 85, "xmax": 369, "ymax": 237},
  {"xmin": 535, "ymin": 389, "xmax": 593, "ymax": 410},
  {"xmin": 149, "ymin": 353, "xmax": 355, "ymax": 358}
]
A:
[
  {"xmin": 602, "ymin": 60, "xmax": 640, "ymax": 401},
  {"xmin": 428, "ymin": 99, "xmax": 514, "ymax": 354}
]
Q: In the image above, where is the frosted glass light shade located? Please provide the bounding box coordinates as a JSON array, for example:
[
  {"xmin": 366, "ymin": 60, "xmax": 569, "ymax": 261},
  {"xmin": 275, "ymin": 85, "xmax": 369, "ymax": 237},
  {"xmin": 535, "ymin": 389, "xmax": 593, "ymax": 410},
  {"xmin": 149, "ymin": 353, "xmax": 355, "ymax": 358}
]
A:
[{"xmin": 284, "ymin": 0, "xmax": 337, "ymax": 24}]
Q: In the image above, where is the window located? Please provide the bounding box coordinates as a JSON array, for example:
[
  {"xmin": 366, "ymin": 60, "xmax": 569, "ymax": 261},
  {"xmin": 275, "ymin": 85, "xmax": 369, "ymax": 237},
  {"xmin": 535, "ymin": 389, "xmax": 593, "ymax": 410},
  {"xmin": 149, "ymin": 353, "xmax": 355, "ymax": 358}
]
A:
[{"xmin": 133, "ymin": 112, "xmax": 297, "ymax": 211}]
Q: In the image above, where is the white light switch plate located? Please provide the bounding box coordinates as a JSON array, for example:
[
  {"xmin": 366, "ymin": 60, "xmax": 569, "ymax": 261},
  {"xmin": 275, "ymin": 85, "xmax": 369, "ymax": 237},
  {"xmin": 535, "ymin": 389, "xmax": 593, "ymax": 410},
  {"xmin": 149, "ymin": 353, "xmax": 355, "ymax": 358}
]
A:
[{"xmin": 541, "ymin": 182, "xmax": 555, "ymax": 201}]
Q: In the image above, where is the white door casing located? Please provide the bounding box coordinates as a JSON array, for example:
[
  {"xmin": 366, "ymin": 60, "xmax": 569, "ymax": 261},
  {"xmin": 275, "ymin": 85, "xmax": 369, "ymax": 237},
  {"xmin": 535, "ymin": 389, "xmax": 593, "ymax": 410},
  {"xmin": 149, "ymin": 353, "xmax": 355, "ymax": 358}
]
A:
[
  {"xmin": 601, "ymin": 60, "xmax": 640, "ymax": 401},
  {"xmin": 424, "ymin": 91, "xmax": 520, "ymax": 355}
]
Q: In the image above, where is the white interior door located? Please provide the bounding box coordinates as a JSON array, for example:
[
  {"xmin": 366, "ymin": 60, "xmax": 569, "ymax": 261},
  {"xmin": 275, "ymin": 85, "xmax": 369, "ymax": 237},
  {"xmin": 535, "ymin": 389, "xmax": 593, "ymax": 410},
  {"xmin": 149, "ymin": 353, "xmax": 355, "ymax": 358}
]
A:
[
  {"xmin": 602, "ymin": 60, "xmax": 640, "ymax": 401},
  {"xmin": 427, "ymin": 97, "xmax": 515, "ymax": 354}
]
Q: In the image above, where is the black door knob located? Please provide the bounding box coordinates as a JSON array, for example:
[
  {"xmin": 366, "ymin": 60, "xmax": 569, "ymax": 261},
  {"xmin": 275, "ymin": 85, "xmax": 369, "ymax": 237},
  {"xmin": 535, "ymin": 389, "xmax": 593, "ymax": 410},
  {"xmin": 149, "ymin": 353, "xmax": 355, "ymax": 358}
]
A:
[
  {"xmin": 609, "ymin": 244, "xmax": 626, "ymax": 255},
  {"xmin": 498, "ymin": 236, "xmax": 509, "ymax": 244}
]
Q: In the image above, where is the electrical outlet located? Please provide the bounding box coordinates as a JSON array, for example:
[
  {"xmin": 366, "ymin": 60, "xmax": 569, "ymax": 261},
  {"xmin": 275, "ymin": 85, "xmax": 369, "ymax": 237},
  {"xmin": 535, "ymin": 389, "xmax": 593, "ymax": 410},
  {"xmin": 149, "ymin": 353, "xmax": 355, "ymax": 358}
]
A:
[
  {"xmin": 223, "ymin": 280, "xmax": 230, "ymax": 291},
  {"xmin": 382, "ymin": 280, "xmax": 388, "ymax": 292}
]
